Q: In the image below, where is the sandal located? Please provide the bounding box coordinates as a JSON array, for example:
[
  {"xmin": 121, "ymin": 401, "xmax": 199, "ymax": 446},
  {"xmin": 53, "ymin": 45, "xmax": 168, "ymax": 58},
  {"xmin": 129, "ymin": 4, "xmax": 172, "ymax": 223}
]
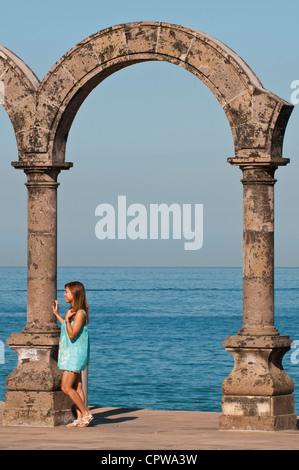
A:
[
  {"xmin": 65, "ymin": 419, "xmax": 82, "ymax": 427},
  {"xmin": 77, "ymin": 413, "xmax": 94, "ymax": 427}
]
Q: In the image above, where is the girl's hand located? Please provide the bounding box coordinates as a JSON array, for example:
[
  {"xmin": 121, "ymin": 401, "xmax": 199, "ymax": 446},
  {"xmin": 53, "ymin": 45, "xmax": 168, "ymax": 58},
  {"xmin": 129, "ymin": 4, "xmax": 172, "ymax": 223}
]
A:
[
  {"xmin": 65, "ymin": 309, "xmax": 75, "ymax": 322},
  {"xmin": 52, "ymin": 300, "xmax": 64, "ymax": 325},
  {"xmin": 52, "ymin": 300, "xmax": 59, "ymax": 317}
]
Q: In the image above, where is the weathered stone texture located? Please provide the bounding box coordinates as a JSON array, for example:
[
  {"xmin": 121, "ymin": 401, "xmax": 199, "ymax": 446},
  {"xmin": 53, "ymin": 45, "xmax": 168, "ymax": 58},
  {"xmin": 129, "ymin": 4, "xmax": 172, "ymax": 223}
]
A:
[
  {"xmin": 3, "ymin": 391, "xmax": 74, "ymax": 427},
  {"xmin": 0, "ymin": 22, "xmax": 295, "ymax": 430}
]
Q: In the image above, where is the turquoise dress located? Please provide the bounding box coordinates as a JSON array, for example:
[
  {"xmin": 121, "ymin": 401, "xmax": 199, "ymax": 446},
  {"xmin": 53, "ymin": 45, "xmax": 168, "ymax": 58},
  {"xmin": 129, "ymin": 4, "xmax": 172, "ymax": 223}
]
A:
[{"xmin": 58, "ymin": 310, "xmax": 90, "ymax": 372}]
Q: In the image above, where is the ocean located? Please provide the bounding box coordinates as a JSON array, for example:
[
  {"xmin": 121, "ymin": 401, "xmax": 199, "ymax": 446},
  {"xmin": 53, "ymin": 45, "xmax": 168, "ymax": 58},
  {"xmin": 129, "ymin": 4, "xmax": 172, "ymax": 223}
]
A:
[{"xmin": 1, "ymin": 267, "xmax": 299, "ymax": 414}]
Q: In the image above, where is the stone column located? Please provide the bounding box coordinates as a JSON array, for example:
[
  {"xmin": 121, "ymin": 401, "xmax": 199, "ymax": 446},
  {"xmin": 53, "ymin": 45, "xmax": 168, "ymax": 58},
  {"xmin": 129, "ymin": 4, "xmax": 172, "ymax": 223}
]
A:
[
  {"xmin": 25, "ymin": 167, "xmax": 61, "ymax": 334},
  {"xmin": 3, "ymin": 162, "xmax": 74, "ymax": 426},
  {"xmin": 240, "ymin": 165, "xmax": 278, "ymax": 336},
  {"xmin": 219, "ymin": 162, "xmax": 297, "ymax": 431}
]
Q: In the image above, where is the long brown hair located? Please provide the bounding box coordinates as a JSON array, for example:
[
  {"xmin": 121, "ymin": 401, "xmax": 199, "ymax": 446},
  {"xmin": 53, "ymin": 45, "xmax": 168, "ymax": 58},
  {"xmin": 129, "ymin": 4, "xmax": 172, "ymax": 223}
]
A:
[{"xmin": 65, "ymin": 281, "xmax": 89, "ymax": 323}]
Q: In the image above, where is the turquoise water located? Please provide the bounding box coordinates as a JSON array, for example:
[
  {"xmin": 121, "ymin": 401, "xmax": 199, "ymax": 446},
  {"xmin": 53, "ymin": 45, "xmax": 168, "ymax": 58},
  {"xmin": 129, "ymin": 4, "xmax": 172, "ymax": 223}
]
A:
[{"xmin": 1, "ymin": 267, "xmax": 299, "ymax": 413}]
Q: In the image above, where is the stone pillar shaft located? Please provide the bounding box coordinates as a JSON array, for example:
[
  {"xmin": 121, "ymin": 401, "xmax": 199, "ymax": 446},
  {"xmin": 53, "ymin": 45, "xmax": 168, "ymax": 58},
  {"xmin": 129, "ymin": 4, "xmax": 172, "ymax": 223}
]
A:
[
  {"xmin": 240, "ymin": 166, "xmax": 277, "ymax": 336},
  {"xmin": 24, "ymin": 168, "xmax": 60, "ymax": 334}
]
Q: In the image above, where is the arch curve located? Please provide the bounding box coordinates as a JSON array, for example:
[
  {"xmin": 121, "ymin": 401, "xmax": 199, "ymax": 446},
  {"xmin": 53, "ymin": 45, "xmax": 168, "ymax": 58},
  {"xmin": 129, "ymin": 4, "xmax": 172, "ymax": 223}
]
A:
[
  {"xmin": 33, "ymin": 22, "xmax": 293, "ymax": 164},
  {"xmin": 0, "ymin": 45, "xmax": 39, "ymax": 154},
  {"xmin": 0, "ymin": 22, "xmax": 293, "ymax": 165}
]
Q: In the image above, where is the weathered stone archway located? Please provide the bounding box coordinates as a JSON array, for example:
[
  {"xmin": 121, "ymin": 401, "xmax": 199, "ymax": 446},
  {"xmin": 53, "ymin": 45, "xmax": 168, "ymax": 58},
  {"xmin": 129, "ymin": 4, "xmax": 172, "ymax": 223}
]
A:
[{"xmin": 1, "ymin": 22, "xmax": 296, "ymax": 430}]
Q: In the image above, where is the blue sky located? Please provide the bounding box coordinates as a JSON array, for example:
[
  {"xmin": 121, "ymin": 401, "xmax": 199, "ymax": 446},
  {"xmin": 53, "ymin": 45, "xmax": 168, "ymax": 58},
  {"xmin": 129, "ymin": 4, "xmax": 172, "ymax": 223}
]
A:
[{"xmin": 0, "ymin": 0, "xmax": 299, "ymax": 266}]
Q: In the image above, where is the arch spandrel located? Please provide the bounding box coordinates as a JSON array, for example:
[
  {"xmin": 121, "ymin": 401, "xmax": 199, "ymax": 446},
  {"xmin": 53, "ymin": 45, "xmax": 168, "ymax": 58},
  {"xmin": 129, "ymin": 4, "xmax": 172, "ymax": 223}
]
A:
[{"xmin": 0, "ymin": 45, "xmax": 39, "ymax": 154}]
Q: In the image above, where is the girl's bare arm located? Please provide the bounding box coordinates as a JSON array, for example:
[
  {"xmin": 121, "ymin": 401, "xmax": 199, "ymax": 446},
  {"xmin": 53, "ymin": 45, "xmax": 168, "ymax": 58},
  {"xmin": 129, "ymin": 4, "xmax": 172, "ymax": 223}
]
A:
[{"xmin": 65, "ymin": 310, "xmax": 86, "ymax": 340}]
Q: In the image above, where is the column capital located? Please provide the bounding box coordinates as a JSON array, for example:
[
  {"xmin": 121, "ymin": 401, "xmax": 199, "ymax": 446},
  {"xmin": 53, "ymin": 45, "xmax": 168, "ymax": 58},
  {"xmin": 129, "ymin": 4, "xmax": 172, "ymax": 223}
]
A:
[
  {"xmin": 11, "ymin": 161, "xmax": 73, "ymax": 174},
  {"xmin": 227, "ymin": 156, "xmax": 290, "ymax": 168},
  {"xmin": 240, "ymin": 166, "xmax": 277, "ymax": 186},
  {"xmin": 12, "ymin": 161, "xmax": 73, "ymax": 188},
  {"xmin": 227, "ymin": 157, "xmax": 290, "ymax": 186},
  {"xmin": 24, "ymin": 170, "xmax": 60, "ymax": 189}
]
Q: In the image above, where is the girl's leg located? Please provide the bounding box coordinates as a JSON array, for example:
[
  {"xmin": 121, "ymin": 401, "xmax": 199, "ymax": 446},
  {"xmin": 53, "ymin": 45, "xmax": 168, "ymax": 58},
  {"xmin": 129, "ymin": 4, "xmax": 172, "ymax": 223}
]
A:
[
  {"xmin": 74, "ymin": 373, "xmax": 85, "ymax": 420},
  {"xmin": 61, "ymin": 371, "xmax": 89, "ymax": 419}
]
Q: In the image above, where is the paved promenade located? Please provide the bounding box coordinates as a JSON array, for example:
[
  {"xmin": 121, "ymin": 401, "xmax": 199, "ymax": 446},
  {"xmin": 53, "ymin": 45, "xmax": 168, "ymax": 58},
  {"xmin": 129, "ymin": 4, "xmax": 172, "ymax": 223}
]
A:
[{"xmin": 0, "ymin": 402, "xmax": 298, "ymax": 450}]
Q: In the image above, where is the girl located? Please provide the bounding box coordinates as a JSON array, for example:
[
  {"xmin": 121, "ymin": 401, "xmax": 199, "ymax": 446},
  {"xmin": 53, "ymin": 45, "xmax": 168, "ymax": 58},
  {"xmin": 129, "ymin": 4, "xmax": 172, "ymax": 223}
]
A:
[{"xmin": 52, "ymin": 281, "xmax": 93, "ymax": 428}]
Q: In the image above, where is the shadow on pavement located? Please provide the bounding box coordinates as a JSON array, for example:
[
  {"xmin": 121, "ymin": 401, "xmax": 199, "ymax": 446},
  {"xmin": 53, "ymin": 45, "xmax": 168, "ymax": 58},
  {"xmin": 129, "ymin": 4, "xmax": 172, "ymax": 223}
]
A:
[{"xmin": 88, "ymin": 407, "xmax": 141, "ymax": 427}]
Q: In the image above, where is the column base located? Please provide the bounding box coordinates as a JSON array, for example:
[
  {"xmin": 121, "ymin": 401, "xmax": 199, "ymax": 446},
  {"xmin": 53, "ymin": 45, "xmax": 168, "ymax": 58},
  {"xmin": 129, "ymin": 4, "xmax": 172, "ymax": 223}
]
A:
[
  {"xmin": 2, "ymin": 391, "xmax": 75, "ymax": 427},
  {"xmin": 5, "ymin": 332, "xmax": 62, "ymax": 392},
  {"xmin": 222, "ymin": 335, "xmax": 294, "ymax": 396},
  {"xmin": 219, "ymin": 395, "xmax": 297, "ymax": 431}
]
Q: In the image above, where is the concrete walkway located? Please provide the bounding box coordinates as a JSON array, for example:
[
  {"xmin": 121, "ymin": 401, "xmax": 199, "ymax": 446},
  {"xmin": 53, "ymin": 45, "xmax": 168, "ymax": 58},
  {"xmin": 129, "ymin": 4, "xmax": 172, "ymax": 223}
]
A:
[{"xmin": 0, "ymin": 402, "xmax": 298, "ymax": 450}]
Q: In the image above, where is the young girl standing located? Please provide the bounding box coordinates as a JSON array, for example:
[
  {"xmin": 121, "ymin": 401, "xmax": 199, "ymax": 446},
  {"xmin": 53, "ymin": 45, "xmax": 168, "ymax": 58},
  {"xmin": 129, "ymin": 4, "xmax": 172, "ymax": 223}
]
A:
[{"xmin": 52, "ymin": 281, "xmax": 93, "ymax": 427}]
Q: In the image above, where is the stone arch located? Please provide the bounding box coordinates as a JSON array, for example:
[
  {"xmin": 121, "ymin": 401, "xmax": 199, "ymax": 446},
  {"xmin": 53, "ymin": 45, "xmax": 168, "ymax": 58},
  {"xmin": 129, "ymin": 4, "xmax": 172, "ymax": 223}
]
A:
[
  {"xmin": 2, "ymin": 22, "xmax": 297, "ymax": 431},
  {"xmin": 0, "ymin": 45, "xmax": 39, "ymax": 153},
  {"xmin": 32, "ymin": 22, "xmax": 292, "ymax": 165}
]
